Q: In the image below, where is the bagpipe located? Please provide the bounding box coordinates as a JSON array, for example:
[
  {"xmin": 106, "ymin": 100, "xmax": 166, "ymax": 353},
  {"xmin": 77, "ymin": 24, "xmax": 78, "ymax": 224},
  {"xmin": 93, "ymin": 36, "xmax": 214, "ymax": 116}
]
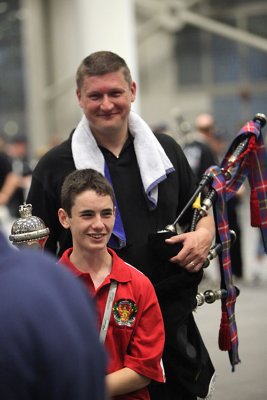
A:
[{"xmin": 150, "ymin": 113, "xmax": 267, "ymax": 371}]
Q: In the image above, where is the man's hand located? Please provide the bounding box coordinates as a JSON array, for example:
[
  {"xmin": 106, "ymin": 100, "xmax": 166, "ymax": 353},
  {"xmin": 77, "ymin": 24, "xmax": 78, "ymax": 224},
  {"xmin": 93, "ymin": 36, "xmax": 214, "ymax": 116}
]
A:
[{"xmin": 165, "ymin": 215, "xmax": 214, "ymax": 272}]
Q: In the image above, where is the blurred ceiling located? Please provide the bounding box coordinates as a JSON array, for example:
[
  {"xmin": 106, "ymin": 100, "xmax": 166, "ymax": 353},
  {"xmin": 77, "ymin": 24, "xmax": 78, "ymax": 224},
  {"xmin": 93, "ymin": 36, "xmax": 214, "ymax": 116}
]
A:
[{"xmin": 135, "ymin": 0, "xmax": 267, "ymax": 52}]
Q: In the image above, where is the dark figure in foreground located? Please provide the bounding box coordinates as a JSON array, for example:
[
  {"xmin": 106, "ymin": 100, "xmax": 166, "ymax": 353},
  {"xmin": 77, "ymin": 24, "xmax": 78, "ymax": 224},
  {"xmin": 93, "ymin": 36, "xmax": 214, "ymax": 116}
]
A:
[
  {"xmin": 0, "ymin": 230, "xmax": 106, "ymax": 400},
  {"xmin": 27, "ymin": 51, "xmax": 215, "ymax": 399}
]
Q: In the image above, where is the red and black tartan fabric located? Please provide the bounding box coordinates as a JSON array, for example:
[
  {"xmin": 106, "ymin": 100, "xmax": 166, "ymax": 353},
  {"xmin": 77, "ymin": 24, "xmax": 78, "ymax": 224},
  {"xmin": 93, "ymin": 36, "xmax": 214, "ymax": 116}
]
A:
[
  {"xmin": 203, "ymin": 117, "xmax": 267, "ymax": 370},
  {"xmin": 204, "ymin": 165, "xmax": 240, "ymax": 369},
  {"xmin": 221, "ymin": 119, "xmax": 267, "ymax": 251}
]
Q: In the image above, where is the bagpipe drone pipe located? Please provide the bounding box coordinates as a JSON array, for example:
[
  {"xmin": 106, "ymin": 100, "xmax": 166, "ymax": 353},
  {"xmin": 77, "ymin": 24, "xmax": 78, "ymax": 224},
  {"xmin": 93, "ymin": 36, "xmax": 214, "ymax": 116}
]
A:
[{"xmin": 149, "ymin": 113, "xmax": 267, "ymax": 371}]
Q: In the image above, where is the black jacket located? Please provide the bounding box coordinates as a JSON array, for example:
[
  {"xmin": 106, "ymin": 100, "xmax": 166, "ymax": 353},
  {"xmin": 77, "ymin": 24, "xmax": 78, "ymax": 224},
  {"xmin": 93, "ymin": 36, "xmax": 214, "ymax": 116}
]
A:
[{"xmin": 27, "ymin": 130, "xmax": 214, "ymax": 398}]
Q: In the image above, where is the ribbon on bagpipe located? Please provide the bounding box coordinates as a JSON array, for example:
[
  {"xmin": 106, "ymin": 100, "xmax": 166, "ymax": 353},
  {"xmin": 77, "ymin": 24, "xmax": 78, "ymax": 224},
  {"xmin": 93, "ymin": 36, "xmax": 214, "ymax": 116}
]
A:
[{"xmin": 203, "ymin": 116, "xmax": 267, "ymax": 370}]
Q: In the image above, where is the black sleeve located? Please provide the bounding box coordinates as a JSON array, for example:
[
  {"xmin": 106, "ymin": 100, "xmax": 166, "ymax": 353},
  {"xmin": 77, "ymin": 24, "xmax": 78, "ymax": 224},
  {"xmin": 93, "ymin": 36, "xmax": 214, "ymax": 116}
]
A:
[
  {"xmin": 26, "ymin": 137, "xmax": 75, "ymax": 255},
  {"xmin": 0, "ymin": 152, "xmax": 12, "ymax": 189},
  {"xmin": 27, "ymin": 173, "xmax": 61, "ymax": 254}
]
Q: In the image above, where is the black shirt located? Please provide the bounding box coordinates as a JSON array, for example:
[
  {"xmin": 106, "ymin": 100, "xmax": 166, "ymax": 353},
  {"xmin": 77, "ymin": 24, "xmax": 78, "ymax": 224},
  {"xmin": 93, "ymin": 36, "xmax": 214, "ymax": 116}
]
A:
[
  {"xmin": 27, "ymin": 131, "xmax": 196, "ymax": 282},
  {"xmin": 27, "ymin": 130, "xmax": 215, "ymax": 398}
]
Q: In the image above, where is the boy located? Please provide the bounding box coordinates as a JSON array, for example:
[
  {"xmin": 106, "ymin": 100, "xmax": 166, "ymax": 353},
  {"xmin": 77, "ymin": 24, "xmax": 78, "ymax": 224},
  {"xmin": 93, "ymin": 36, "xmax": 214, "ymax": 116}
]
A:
[{"xmin": 57, "ymin": 168, "xmax": 165, "ymax": 400}]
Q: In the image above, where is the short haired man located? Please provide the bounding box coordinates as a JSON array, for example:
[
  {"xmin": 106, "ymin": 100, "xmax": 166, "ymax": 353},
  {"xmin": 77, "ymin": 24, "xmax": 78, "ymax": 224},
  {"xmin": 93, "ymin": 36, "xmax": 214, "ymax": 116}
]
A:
[{"xmin": 27, "ymin": 51, "xmax": 215, "ymax": 400}]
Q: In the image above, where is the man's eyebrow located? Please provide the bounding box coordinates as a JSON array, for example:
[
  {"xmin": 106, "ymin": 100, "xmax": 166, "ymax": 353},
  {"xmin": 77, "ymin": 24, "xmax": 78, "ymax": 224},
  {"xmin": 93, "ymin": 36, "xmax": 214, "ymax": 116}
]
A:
[
  {"xmin": 88, "ymin": 88, "xmax": 124, "ymax": 94},
  {"xmin": 86, "ymin": 90, "xmax": 101, "ymax": 97},
  {"xmin": 88, "ymin": 90, "xmax": 100, "ymax": 94}
]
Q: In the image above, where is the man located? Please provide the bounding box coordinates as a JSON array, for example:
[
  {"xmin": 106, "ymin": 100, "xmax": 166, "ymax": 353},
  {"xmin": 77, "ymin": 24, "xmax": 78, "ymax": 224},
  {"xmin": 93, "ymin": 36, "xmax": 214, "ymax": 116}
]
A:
[
  {"xmin": 183, "ymin": 113, "xmax": 244, "ymax": 279},
  {"xmin": 183, "ymin": 113, "xmax": 218, "ymax": 181},
  {"xmin": 6, "ymin": 134, "xmax": 32, "ymax": 218},
  {"xmin": 0, "ymin": 147, "xmax": 20, "ymax": 238},
  {"xmin": 27, "ymin": 51, "xmax": 215, "ymax": 399},
  {"xmin": 0, "ymin": 229, "xmax": 106, "ymax": 399},
  {"xmin": 57, "ymin": 168, "xmax": 165, "ymax": 399}
]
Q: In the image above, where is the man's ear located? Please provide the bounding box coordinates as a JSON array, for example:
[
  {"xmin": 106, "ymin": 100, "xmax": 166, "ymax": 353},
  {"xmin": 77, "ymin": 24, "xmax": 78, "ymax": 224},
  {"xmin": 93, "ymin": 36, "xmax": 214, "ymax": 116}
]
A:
[
  {"xmin": 130, "ymin": 81, "xmax": 137, "ymax": 103},
  {"xmin": 76, "ymin": 89, "xmax": 82, "ymax": 107},
  {"xmin": 58, "ymin": 208, "xmax": 71, "ymax": 229}
]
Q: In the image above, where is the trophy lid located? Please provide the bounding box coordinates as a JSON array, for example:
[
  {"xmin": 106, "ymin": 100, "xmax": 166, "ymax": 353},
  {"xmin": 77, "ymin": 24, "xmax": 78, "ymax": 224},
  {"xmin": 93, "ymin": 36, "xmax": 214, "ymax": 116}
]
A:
[{"xmin": 9, "ymin": 203, "xmax": 50, "ymax": 244}]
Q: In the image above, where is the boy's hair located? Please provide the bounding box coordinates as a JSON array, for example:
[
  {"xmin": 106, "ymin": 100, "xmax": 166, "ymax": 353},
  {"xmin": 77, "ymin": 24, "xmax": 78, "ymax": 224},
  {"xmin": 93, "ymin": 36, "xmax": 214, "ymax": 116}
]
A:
[
  {"xmin": 61, "ymin": 169, "xmax": 115, "ymax": 216},
  {"xmin": 76, "ymin": 51, "xmax": 132, "ymax": 90}
]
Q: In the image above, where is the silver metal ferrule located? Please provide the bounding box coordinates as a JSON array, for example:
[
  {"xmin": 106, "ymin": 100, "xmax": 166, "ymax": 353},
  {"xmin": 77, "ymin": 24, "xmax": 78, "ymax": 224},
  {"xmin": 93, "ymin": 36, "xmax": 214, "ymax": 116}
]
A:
[{"xmin": 9, "ymin": 203, "xmax": 50, "ymax": 250}]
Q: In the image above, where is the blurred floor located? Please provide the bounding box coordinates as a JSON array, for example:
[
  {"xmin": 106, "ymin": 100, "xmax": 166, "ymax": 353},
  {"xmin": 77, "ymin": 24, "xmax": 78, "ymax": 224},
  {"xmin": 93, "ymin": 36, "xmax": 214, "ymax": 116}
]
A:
[
  {"xmin": 196, "ymin": 191, "xmax": 267, "ymax": 399},
  {"xmin": 195, "ymin": 279, "xmax": 267, "ymax": 400}
]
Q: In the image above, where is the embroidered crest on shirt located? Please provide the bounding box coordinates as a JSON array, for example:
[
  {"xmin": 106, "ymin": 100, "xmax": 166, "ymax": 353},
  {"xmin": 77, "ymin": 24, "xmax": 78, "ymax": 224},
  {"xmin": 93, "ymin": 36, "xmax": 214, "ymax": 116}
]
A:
[{"xmin": 113, "ymin": 299, "xmax": 137, "ymax": 326}]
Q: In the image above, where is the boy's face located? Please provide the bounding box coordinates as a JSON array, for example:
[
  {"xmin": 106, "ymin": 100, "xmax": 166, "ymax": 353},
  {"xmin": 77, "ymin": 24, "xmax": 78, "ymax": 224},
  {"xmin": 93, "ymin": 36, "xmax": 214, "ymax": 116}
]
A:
[{"xmin": 58, "ymin": 190, "xmax": 115, "ymax": 254}]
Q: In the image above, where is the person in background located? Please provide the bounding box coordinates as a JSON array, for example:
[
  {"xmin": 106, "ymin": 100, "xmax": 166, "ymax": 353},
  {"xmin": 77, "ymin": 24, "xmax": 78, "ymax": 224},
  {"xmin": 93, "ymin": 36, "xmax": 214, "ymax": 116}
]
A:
[
  {"xmin": 0, "ymin": 226, "xmax": 107, "ymax": 400},
  {"xmin": 6, "ymin": 134, "xmax": 32, "ymax": 218},
  {"xmin": 57, "ymin": 168, "xmax": 165, "ymax": 400},
  {"xmin": 0, "ymin": 135, "xmax": 21, "ymax": 237},
  {"xmin": 182, "ymin": 113, "xmax": 244, "ymax": 279},
  {"xmin": 0, "ymin": 137, "xmax": 20, "ymax": 207},
  {"xmin": 182, "ymin": 113, "xmax": 218, "ymax": 182},
  {"xmin": 27, "ymin": 51, "xmax": 215, "ymax": 400}
]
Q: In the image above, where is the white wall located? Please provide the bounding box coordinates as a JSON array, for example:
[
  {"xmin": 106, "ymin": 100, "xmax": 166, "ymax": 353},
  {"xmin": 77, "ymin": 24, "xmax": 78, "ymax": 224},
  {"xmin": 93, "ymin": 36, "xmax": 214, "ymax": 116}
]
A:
[{"xmin": 21, "ymin": 0, "xmax": 139, "ymax": 155}]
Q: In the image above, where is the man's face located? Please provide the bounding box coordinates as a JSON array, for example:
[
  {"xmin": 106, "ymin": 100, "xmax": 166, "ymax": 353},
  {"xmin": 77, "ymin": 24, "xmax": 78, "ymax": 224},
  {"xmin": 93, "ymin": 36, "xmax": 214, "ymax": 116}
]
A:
[
  {"xmin": 76, "ymin": 70, "xmax": 136, "ymax": 137},
  {"xmin": 59, "ymin": 190, "xmax": 115, "ymax": 254}
]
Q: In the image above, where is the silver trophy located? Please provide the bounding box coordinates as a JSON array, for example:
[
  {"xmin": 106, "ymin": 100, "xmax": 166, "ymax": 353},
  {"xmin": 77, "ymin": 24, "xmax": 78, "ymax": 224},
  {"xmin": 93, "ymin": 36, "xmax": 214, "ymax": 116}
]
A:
[{"xmin": 9, "ymin": 203, "xmax": 49, "ymax": 250}]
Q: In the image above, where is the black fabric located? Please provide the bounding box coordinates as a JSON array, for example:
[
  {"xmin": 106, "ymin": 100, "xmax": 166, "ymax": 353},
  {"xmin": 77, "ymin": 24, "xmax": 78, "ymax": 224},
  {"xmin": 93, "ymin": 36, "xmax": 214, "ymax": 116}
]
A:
[
  {"xmin": 227, "ymin": 196, "xmax": 243, "ymax": 277},
  {"xmin": 149, "ymin": 307, "xmax": 214, "ymax": 400},
  {"xmin": 27, "ymin": 130, "xmax": 215, "ymax": 399},
  {"xmin": 8, "ymin": 156, "xmax": 32, "ymax": 218},
  {"xmin": 183, "ymin": 140, "xmax": 217, "ymax": 181},
  {"xmin": 0, "ymin": 151, "xmax": 12, "ymax": 189},
  {"xmin": 0, "ymin": 232, "xmax": 106, "ymax": 400},
  {"xmin": 27, "ymin": 134, "xmax": 76, "ymax": 255},
  {"xmin": 153, "ymin": 268, "xmax": 214, "ymax": 399},
  {"xmin": 149, "ymin": 380, "xmax": 197, "ymax": 400}
]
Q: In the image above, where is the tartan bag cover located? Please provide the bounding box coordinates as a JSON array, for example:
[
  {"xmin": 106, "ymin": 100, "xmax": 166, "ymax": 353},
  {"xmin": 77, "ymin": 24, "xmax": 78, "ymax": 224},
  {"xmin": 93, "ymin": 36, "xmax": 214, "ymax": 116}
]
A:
[
  {"xmin": 203, "ymin": 117, "xmax": 267, "ymax": 369},
  {"xmin": 221, "ymin": 119, "xmax": 267, "ymax": 251}
]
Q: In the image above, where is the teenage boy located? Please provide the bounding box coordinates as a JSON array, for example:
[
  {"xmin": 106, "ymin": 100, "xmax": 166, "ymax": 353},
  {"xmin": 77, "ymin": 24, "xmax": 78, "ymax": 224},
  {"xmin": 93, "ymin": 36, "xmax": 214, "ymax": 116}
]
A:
[{"xmin": 57, "ymin": 168, "xmax": 165, "ymax": 400}]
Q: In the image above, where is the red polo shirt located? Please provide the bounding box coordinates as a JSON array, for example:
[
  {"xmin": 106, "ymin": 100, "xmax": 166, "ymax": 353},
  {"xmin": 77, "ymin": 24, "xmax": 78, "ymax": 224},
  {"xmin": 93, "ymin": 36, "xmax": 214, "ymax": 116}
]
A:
[{"xmin": 58, "ymin": 248, "xmax": 165, "ymax": 400}]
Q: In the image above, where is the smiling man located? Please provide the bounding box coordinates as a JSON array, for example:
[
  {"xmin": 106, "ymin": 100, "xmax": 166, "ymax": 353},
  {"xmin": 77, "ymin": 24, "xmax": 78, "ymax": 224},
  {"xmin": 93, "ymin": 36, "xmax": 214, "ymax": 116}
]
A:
[
  {"xmin": 57, "ymin": 168, "xmax": 165, "ymax": 400},
  {"xmin": 76, "ymin": 72, "xmax": 136, "ymax": 145},
  {"xmin": 27, "ymin": 51, "xmax": 215, "ymax": 400}
]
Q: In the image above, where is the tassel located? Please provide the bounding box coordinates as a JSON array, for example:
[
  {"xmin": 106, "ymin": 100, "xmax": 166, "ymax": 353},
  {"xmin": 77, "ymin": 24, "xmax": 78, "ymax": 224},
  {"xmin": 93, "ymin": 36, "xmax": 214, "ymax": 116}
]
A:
[
  {"xmin": 218, "ymin": 304, "xmax": 231, "ymax": 351},
  {"xmin": 192, "ymin": 193, "xmax": 201, "ymax": 209},
  {"xmin": 250, "ymin": 188, "xmax": 261, "ymax": 227}
]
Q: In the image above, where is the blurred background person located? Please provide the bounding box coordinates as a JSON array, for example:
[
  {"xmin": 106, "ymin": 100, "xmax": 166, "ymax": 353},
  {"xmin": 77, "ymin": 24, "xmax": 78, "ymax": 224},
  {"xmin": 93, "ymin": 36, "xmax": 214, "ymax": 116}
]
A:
[
  {"xmin": 182, "ymin": 113, "xmax": 218, "ymax": 181},
  {"xmin": 0, "ymin": 133, "xmax": 21, "ymax": 238},
  {"xmin": 6, "ymin": 134, "xmax": 32, "ymax": 218},
  {"xmin": 181, "ymin": 113, "xmax": 244, "ymax": 280}
]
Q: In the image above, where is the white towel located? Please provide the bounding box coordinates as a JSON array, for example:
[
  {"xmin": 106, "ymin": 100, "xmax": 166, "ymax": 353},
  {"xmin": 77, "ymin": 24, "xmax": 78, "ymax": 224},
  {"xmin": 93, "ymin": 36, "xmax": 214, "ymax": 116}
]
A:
[{"xmin": 72, "ymin": 111, "xmax": 174, "ymax": 208}]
